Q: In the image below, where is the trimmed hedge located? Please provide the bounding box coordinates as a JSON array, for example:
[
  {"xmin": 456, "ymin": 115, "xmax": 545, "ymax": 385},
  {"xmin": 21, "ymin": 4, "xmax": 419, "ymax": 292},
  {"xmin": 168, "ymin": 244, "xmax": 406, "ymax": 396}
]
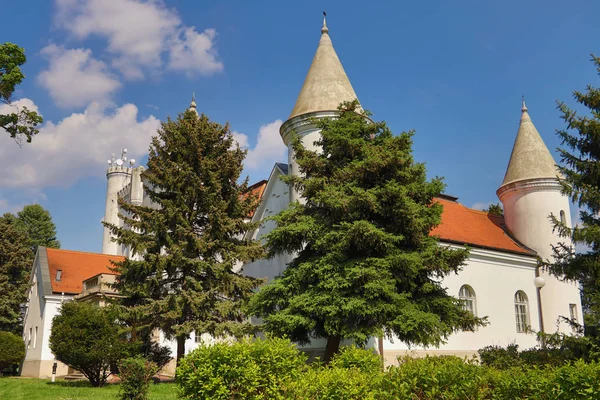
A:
[
  {"xmin": 0, "ymin": 331, "xmax": 25, "ymax": 374},
  {"xmin": 176, "ymin": 338, "xmax": 600, "ymax": 399}
]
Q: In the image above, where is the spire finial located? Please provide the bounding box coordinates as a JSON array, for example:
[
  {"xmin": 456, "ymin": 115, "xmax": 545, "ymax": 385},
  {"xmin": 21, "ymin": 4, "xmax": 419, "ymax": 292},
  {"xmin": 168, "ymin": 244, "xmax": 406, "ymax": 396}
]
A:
[
  {"xmin": 190, "ymin": 91, "xmax": 197, "ymax": 110},
  {"xmin": 521, "ymin": 96, "xmax": 528, "ymax": 113},
  {"xmin": 321, "ymin": 11, "xmax": 328, "ymax": 34}
]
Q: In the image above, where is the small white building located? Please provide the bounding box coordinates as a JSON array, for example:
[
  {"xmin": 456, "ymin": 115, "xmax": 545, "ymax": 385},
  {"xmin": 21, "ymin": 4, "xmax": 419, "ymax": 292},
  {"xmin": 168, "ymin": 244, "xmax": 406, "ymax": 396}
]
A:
[{"xmin": 95, "ymin": 17, "xmax": 582, "ymax": 366}]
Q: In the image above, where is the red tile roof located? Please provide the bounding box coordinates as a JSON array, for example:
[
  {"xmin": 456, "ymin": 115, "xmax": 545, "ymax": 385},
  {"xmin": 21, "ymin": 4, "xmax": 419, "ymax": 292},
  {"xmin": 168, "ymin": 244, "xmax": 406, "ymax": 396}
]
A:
[
  {"xmin": 46, "ymin": 248, "xmax": 125, "ymax": 295},
  {"xmin": 245, "ymin": 180, "xmax": 268, "ymax": 218},
  {"xmin": 432, "ymin": 198, "xmax": 533, "ymax": 255}
]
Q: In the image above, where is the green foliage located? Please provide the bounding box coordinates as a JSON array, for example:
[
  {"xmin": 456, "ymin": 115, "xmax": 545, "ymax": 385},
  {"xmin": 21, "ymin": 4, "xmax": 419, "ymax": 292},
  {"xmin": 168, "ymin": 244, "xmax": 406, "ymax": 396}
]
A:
[
  {"xmin": 0, "ymin": 42, "xmax": 43, "ymax": 143},
  {"xmin": 550, "ymin": 55, "xmax": 600, "ymax": 336},
  {"xmin": 0, "ymin": 331, "xmax": 25, "ymax": 373},
  {"xmin": 478, "ymin": 344, "xmax": 522, "ymax": 369},
  {"xmin": 249, "ymin": 101, "xmax": 483, "ymax": 361},
  {"xmin": 49, "ymin": 302, "xmax": 131, "ymax": 387},
  {"xmin": 329, "ymin": 345, "xmax": 382, "ymax": 373},
  {"xmin": 0, "ymin": 213, "xmax": 34, "ymax": 334},
  {"xmin": 138, "ymin": 338, "xmax": 172, "ymax": 370},
  {"xmin": 482, "ymin": 203, "xmax": 503, "ymax": 216},
  {"xmin": 17, "ymin": 205, "xmax": 60, "ymax": 251},
  {"xmin": 106, "ymin": 109, "xmax": 264, "ymax": 364},
  {"xmin": 176, "ymin": 336, "xmax": 306, "ymax": 400},
  {"xmin": 285, "ymin": 366, "xmax": 377, "ymax": 400},
  {"xmin": 118, "ymin": 356, "xmax": 158, "ymax": 400}
]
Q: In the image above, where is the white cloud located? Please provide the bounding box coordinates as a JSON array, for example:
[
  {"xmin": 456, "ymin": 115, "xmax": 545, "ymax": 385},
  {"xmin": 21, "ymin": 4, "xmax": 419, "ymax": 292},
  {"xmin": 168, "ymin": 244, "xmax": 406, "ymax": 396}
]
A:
[
  {"xmin": 37, "ymin": 44, "xmax": 121, "ymax": 108},
  {"xmin": 471, "ymin": 202, "xmax": 492, "ymax": 211},
  {"xmin": 0, "ymin": 98, "xmax": 159, "ymax": 188},
  {"xmin": 55, "ymin": 0, "xmax": 223, "ymax": 79},
  {"xmin": 0, "ymin": 97, "xmax": 40, "ymax": 116},
  {"xmin": 233, "ymin": 120, "xmax": 285, "ymax": 170}
]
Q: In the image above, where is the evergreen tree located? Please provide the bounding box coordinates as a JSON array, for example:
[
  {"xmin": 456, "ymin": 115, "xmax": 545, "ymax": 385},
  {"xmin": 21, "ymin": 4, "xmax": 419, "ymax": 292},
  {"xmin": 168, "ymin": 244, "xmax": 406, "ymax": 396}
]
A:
[
  {"xmin": 483, "ymin": 203, "xmax": 504, "ymax": 216},
  {"xmin": 0, "ymin": 213, "xmax": 34, "ymax": 334},
  {"xmin": 17, "ymin": 204, "xmax": 60, "ymax": 252},
  {"xmin": 550, "ymin": 55, "xmax": 600, "ymax": 334},
  {"xmin": 248, "ymin": 101, "xmax": 484, "ymax": 362},
  {"xmin": 107, "ymin": 109, "xmax": 264, "ymax": 365}
]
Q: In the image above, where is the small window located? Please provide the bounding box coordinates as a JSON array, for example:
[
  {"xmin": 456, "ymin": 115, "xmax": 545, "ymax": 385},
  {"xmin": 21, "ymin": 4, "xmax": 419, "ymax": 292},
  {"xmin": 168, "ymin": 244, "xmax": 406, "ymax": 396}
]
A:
[
  {"xmin": 569, "ymin": 304, "xmax": 578, "ymax": 332},
  {"xmin": 560, "ymin": 210, "xmax": 567, "ymax": 225},
  {"xmin": 28, "ymin": 327, "xmax": 32, "ymax": 349},
  {"xmin": 515, "ymin": 291, "xmax": 530, "ymax": 333},
  {"xmin": 459, "ymin": 285, "xmax": 477, "ymax": 317},
  {"xmin": 55, "ymin": 270, "xmax": 62, "ymax": 281},
  {"xmin": 194, "ymin": 331, "xmax": 202, "ymax": 343},
  {"xmin": 33, "ymin": 327, "xmax": 37, "ymax": 349}
]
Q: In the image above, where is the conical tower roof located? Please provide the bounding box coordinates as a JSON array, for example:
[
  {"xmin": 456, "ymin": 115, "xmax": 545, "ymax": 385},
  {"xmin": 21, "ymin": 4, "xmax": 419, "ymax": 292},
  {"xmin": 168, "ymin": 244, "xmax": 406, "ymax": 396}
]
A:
[
  {"xmin": 288, "ymin": 15, "xmax": 359, "ymax": 119},
  {"xmin": 500, "ymin": 100, "xmax": 560, "ymax": 187}
]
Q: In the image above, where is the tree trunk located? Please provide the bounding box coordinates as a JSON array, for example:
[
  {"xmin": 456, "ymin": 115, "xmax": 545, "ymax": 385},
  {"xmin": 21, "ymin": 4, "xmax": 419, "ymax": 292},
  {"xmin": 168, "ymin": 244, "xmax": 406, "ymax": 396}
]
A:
[
  {"xmin": 324, "ymin": 335, "xmax": 341, "ymax": 365},
  {"xmin": 176, "ymin": 336, "xmax": 186, "ymax": 367}
]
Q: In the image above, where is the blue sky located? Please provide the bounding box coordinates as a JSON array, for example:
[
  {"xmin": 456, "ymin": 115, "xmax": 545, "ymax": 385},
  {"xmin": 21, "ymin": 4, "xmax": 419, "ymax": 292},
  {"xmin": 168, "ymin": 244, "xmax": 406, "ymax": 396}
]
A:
[{"xmin": 1, "ymin": 0, "xmax": 599, "ymax": 253}]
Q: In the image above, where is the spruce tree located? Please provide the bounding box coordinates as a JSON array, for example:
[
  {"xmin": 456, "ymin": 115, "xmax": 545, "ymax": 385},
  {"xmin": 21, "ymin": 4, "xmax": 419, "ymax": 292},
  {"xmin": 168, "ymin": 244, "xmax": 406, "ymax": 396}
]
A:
[
  {"xmin": 248, "ymin": 101, "xmax": 484, "ymax": 362},
  {"xmin": 17, "ymin": 204, "xmax": 60, "ymax": 252},
  {"xmin": 107, "ymin": 108, "xmax": 264, "ymax": 365},
  {"xmin": 0, "ymin": 213, "xmax": 34, "ymax": 334},
  {"xmin": 550, "ymin": 56, "xmax": 600, "ymax": 334}
]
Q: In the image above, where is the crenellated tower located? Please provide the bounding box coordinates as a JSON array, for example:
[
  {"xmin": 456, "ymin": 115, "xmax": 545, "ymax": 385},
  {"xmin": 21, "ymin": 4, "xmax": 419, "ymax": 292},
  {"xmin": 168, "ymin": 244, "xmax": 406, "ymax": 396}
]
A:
[
  {"xmin": 497, "ymin": 100, "xmax": 581, "ymax": 333},
  {"xmin": 280, "ymin": 14, "xmax": 360, "ymax": 203}
]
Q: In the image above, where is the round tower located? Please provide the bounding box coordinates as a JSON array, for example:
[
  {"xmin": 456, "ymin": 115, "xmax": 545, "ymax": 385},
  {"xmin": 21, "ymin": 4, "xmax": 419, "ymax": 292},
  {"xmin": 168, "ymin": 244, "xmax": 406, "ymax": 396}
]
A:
[
  {"xmin": 280, "ymin": 14, "xmax": 360, "ymax": 203},
  {"xmin": 102, "ymin": 150, "xmax": 133, "ymax": 255},
  {"xmin": 497, "ymin": 100, "xmax": 581, "ymax": 333}
]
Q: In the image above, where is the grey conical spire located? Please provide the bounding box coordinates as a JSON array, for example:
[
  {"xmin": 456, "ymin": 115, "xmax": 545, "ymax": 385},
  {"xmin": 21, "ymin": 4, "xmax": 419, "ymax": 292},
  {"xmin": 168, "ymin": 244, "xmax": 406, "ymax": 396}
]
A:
[
  {"xmin": 500, "ymin": 100, "xmax": 560, "ymax": 187},
  {"xmin": 288, "ymin": 14, "xmax": 359, "ymax": 119},
  {"xmin": 189, "ymin": 92, "xmax": 197, "ymax": 114}
]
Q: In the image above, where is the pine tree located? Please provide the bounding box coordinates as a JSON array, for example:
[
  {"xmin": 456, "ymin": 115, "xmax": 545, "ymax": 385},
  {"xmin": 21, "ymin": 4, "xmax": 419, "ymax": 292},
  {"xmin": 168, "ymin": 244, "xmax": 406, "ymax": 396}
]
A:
[
  {"xmin": 107, "ymin": 109, "xmax": 264, "ymax": 365},
  {"xmin": 483, "ymin": 203, "xmax": 504, "ymax": 216},
  {"xmin": 550, "ymin": 55, "xmax": 600, "ymax": 334},
  {"xmin": 248, "ymin": 101, "xmax": 484, "ymax": 362},
  {"xmin": 0, "ymin": 213, "xmax": 34, "ymax": 334},
  {"xmin": 17, "ymin": 204, "xmax": 60, "ymax": 252}
]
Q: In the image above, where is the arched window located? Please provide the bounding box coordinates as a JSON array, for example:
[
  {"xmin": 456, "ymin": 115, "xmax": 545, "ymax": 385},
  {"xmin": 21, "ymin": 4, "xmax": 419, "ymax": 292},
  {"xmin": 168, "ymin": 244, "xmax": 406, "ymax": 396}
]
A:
[
  {"xmin": 459, "ymin": 285, "xmax": 477, "ymax": 316},
  {"xmin": 560, "ymin": 210, "xmax": 567, "ymax": 225},
  {"xmin": 514, "ymin": 291, "xmax": 530, "ymax": 333}
]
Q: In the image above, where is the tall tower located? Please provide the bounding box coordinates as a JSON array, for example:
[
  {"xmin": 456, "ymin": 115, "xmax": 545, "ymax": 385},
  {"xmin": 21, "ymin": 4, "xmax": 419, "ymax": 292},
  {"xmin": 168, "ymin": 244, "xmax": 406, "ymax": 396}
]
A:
[
  {"xmin": 102, "ymin": 149, "xmax": 134, "ymax": 255},
  {"xmin": 280, "ymin": 14, "xmax": 360, "ymax": 203},
  {"xmin": 497, "ymin": 100, "xmax": 581, "ymax": 333}
]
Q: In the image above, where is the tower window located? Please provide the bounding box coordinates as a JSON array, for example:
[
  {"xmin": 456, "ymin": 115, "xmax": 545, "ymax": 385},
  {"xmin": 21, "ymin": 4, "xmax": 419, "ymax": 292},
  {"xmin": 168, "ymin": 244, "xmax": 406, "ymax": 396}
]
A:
[
  {"xmin": 569, "ymin": 304, "xmax": 579, "ymax": 332},
  {"xmin": 514, "ymin": 291, "xmax": 530, "ymax": 333},
  {"xmin": 560, "ymin": 210, "xmax": 567, "ymax": 225},
  {"xmin": 55, "ymin": 270, "xmax": 62, "ymax": 281},
  {"xmin": 459, "ymin": 285, "xmax": 477, "ymax": 317}
]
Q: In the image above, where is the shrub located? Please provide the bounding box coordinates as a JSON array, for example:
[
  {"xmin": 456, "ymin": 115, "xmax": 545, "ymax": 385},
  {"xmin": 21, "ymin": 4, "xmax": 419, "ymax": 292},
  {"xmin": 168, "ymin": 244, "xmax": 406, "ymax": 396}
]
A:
[
  {"xmin": 285, "ymin": 366, "xmax": 378, "ymax": 400},
  {"xmin": 381, "ymin": 356, "xmax": 484, "ymax": 399},
  {"xmin": 0, "ymin": 331, "xmax": 25, "ymax": 374},
  {"xmin": 329, "ymin": 346, "xmax": 383, "ymax": 373},
  {"xmin": 138, "ymin": 338, "xmax": 172, "ymax": 371},
  {"xmin": 118, "ymin": 356, "xmax": 158, "ymax": 400},
  {"xmin": 176, "ymin": 336, "xmax": 306, "ymax": 400},
  {"xmin": 478, "ymin": 343, "xmax": 521, "ymax": 369},
  {"xmin": 49, "ymin": 302, "xmax": 132, "ymax": 387}
]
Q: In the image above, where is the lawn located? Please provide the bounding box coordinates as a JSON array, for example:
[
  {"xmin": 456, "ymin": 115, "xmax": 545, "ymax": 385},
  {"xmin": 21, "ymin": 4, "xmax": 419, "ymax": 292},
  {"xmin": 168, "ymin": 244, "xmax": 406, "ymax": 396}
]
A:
[{"xmin": 0, "ymin": 378, "xmax": 179, "ymax": 400}]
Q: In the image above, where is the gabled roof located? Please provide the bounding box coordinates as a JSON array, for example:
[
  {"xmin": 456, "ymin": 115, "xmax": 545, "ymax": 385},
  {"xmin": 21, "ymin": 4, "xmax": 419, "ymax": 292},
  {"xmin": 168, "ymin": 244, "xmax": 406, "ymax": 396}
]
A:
[
  {"xmin": 432, "ymin": 198, "xmax": 534, "ymax": 256},
  {"xmin": 45, "ymin": 248, "xmax": 124, "ymax": 295},
  {"xmin": 245, "ymin": 180, "xmax": 268, "ymax": 218},
  {"xmin": 288, "ymin": 16, "xmax": 359, "ymax": 119},
  {"xmin": 500, "ymin": 100, "xmax": 560, "ymax": 188}
]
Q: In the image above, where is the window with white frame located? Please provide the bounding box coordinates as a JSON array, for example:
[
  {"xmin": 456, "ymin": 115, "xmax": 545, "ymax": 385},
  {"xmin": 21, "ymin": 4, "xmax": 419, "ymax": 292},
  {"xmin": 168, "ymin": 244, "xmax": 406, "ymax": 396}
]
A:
[
  {"xmin": 569, "ymin": 303, "xmax": 579, "ymax": 332},
  {"xmin": 459, "ymin": 285, "xmax": 477, "ymax": 316},
  {"xmin": 194, "ymin": 331, "xmax": 202, "ymax": 343},
  {"xmin": 33, "ymin": 326, "xmax": 37, "ymax": 348},
  {"xmin": 514, "ymin": 291, "xmax": 530, "ymax": 333}
]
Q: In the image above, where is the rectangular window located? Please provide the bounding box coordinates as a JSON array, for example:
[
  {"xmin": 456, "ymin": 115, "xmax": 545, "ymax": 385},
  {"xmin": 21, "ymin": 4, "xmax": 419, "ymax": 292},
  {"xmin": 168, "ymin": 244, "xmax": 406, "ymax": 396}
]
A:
[
  {"xmin": 569, "ymin": 304, "xmax": 578, "ymax": 332},
  {"xmin": 56, "ymin": 270, "xmax": 62, "ymax": 281},
  {"xmin": 515, "ymin": 304, "xmax": 528, "ymax": 333},
  {"xmin": 194, "ymin": 331, "xmax": 202, "ymax": 343},
  {"xmin": 33, "ymin": 327, "xmax": 37, "ymax": 348},
  {"xmin": 462, "ymin": 299, "xmax": 474, "ymax": 314},
  {"xmin": 28, "ymin": 327, "xmax": 32, "ymax": 349}
]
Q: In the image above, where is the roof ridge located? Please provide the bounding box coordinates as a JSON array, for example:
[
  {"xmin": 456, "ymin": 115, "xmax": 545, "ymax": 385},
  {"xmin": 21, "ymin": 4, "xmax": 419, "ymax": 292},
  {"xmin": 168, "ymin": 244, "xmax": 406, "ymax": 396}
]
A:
[{"xmin": 46, "ymin": 248, "xmax": 125, "ymax": 258}]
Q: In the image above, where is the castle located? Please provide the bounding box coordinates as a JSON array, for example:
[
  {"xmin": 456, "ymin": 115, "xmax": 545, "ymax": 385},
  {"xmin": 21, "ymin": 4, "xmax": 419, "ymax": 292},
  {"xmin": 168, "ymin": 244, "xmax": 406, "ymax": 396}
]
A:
[{"xmin": 21, "ymin": 17, "xmax": 582, "ymax": 377}]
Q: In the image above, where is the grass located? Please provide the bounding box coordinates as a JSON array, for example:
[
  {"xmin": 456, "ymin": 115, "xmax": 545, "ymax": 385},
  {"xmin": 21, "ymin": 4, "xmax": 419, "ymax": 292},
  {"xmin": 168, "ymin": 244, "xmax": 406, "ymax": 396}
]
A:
[{"xmin": 0, "ymin": 378, "xmax": 178, "ymax": 400}]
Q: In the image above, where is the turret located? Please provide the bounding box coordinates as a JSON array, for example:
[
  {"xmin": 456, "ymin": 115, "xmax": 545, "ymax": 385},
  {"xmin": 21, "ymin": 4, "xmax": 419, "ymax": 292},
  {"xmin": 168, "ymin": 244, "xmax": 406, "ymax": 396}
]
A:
[
  {"xmin": 101, "ymin": 149, "xmax": 135, "ymax": 255},
  {"xmin": 497, "ymin": 100, "xmax": 581, "ymax": 333},
  {"xmin": 280, "ymin": 14, "xmax": 360, "ymax": 203}
]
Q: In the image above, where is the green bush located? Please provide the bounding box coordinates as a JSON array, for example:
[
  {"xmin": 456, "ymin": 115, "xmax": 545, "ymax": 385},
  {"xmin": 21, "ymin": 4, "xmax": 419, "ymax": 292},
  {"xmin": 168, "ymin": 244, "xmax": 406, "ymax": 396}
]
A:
[
  {"xmin": 118, "ymin": 356, "xmax": 158, "ymax": 400},
  {"xmin": 176, "ymin": 336, "xmax": 306, "ymax": 400},
  {"xmin": 0, "ymin": 331, "xmax": 25, "ymax": 374},
  {"xmin": 49, "ymin": 302, "xmax": 132, "ymax": 387},
  {"xmin": 329, "ymin": 346, "xmax": 382, "ymax": 373},
  {"xmin": 381, "ymin": 356, "xmax": 484, "ymax": 399},
  {"xmin": 285, "ymin": 366, "xmax": 378, "ymax": 400},
  {"xmin": 478, "ymin": 344, "xmax": 521, "ymax": 369}
]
